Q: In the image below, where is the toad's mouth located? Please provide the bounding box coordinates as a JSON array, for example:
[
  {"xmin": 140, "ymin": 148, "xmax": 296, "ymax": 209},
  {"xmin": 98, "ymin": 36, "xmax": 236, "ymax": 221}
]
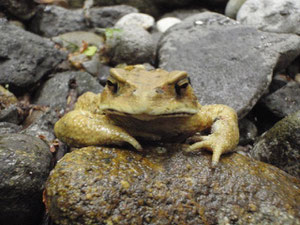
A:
[{"xmin": 104, "ymin": 109, "xmax": 196, "ymax": 120}]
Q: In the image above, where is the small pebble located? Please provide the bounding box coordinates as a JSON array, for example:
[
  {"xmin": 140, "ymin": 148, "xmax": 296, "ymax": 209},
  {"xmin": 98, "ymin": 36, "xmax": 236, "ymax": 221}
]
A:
[{"xmin": 156, "ymin": 17, "xmax": 181, "ymax": 33}]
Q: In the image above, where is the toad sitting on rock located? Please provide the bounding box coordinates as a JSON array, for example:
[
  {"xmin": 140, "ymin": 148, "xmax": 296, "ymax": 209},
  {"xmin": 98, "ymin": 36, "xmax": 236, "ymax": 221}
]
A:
[{"xmin": 54, "ymin": 65, "xmax": 239, "ymax": 167}]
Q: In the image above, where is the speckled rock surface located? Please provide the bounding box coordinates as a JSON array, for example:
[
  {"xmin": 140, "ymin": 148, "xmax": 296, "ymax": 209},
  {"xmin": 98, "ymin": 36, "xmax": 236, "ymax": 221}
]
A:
[
  {"xmin": 237, "ymin": 0, "xmax": 300, "ymax": 35},
  {"xmin": 158, "ymin": 12, "xmax": 300, "ymax": 118},
  {"xmin": 0, "ymin": 19, "xmax": 66, "ymax": 87},
  {"xmin": 0, "ymin": 134, "xmax": 52, "ymax": 225},
  {"xmin": 46, "ymin": 146, "xmax": 300, "ymax": 225},
  {"xmin": 250, "ymin": 111, "xmax": 300, "ymax": 178}
]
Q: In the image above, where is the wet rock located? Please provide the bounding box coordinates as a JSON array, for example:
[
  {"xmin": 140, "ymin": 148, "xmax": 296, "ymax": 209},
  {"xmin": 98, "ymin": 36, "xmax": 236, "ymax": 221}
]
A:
[
  {"xmin": 115, "ymin": 12, "xmax": 155, "ymax": 30},
  {"xmin": 33, "ymin": 71, "xmax": 102, "ymax": 110},
  {"xmin": 158, "ymin": 12, "xmax": 300, "ymax": 118},
  {"xmin": 0, "ymin": 122, "xmax": 21, "ymax": 134},
  {"xmin": 45, "ymin": 146, "xmax": 300, "ymax": 225},
  {"xmin": 0, "ymin": 133, "xmax": 52, "ymax": 225},
  {"xmin": 250, "ymin": 111, "xmax": 300, "ymax": 178},
  {"xmin": 156, "ymin": 17, "xmax": 181, "ymax": 33},
  {"xmin": 0, "ymin": 19, "xmax": 66, "ymax": 87},
  {"xmin": 217, "ymin": 204, "xmax": 300, "ymax": 225},
  {"xmin": 106, "ymin": 25, "xmax": 155, "ymax": 65},
  {"xmin": 262, "ymin": 81, "xmax": 300, "ymax": 118},
  {"xmin": 88, "ymin": 5, "xmax": 139, "ymax": 28},
  {"xmin": 0, "ymin": 0, "xmax": 37, "ymax": 20},
  {"xmin": 237, "ymin": 0, "xmax": 300, "ymax": 35},
  {"xmin": 239, "ymin": 118, "xmax": 258, "ymax": 145},
  {"xmin": 225, "ymin": 0, "xmax": 247, "ymax": 19}
]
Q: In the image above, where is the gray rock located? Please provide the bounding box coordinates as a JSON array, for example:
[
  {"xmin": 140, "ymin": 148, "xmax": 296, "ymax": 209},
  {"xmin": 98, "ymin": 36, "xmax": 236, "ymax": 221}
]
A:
[
  {"xmin": 21, "ymin": 109, "xmax": 59, "ymax": 142},
  {"xmin": 106, "ymin": 25, "xmax": 155, "ymax": 65},
  {"xmin": 34, "ymin": 71, "xmax": 103, "ymax": 109},
  {"xmin": 88, "ymin": 5, "xmax": 139, "ymax": 28},
  {"xmin": 237, "ymin": 0, "xmax": 300, "ymax": 35},
  {"xmin": 30, "ymin": 4, "xmax": 139, "ymax": 37},
  {"xmin": 250, "ymin": 111, "xmax": 300, "ymax": 178},
  {"xmin": 262, "ymin": 81, "xmax": 300, "ymax": 118},
  {"xmin": 0, "ymin": 122, "xmax": 21, "ymax": 134},
  {"xmin": 30, "ymin": 5, "xmax": 87, "ymax": 37},
  {"xmin": 115, "ymin": 12, "xmax": 155, "ymax": 30},
  {"xmin": 0, "ymin": 134, "xmax": 52, "ymax": 225},
  {"xmin": 45, "ymin": 146, "xmax": 300, "ymax": 224},
  {"xmin": 0, "ymin": 105, "xmax": 20, "ymax": 124},
  {"xmin": 0, "ymin": 0, "xmax": 37, "ymax": 20},
  {"xmin": 239, "ymin": 118, "xmax": 258, "ymax": 145},
  {"xmin": 225, "ymin": 0, "xmax": 247, "ymax": 19},
  {"xmin": 158, "ymin": 12, "xmax": 300, "ymax": 118},
  {"xmin": 0, "ymin": 19, "xmax": 66, "ymax": 87}
]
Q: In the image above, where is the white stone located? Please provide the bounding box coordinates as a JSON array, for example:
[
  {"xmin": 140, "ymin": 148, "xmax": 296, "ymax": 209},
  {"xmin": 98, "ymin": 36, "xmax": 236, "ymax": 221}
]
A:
[
  {"xmin": 225, "ymin": 0, "xmax": 247, "ymax": 19},
  {"xmin": 115, "ymin": 12, "xmax": 155, "ymax": 30},
  {"xmin": 237, "ymin": 0, "xmax": 300, "ymax": 35},
  {"xmin": 156, "ymin": 17, "xmax": 182, "ymax": 33}
]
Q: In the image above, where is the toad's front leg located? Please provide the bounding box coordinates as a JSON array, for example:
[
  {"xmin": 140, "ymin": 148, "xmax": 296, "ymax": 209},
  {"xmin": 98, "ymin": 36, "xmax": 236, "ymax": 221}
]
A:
[
  {"xmin": 54, "ymin": 110, "xmax": 142, "ymax": 150},
  {"xmin": 185, "ymin": 104, "xmax": 239, "ymax": 167}
]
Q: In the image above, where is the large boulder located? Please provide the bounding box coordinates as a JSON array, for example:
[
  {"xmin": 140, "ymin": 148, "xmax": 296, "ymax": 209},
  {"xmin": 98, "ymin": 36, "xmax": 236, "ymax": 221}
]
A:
[
  {"xmin": 45, "ymin": 146, "xmax": 300, "ymax": 224},
  {"xmin": 158, "ymin": 12, "xmax": 300, "ymax": 118},
  {"xmin": 237, "ymin": 0, "xmax": 300, "ymax": 35}
]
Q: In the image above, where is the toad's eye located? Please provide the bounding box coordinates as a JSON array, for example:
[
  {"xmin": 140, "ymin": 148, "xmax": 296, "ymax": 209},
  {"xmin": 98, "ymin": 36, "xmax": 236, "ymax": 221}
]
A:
[
  {"xmin": 106, "ymin": 79, "xmax": 118, "ymax": 94},
  {"xmin": 175, "ymin": 78, "xmax": 190, "ymax": 96}
]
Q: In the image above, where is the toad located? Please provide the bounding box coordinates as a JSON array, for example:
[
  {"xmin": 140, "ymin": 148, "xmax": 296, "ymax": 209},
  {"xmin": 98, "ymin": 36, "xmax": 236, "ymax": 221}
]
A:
[{"xmin": 54, "ymin": 65, "xmax": 239, "ymax": 167}]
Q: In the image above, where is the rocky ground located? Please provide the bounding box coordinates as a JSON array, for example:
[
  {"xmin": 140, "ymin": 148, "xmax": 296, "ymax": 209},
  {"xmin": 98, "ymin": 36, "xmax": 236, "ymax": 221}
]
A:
[{"xmin": 0, "ymin": 0, "xmax": 299, "ymax": 225}]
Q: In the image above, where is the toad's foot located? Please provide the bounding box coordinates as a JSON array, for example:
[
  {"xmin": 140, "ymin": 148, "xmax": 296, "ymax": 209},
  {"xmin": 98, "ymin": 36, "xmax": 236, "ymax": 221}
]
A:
[
  {"xmin": 185, "ymin": 135, "xmax": 228, "ymax": 168},
  {"xmin": 185, "ymin": 104, "xmax": 239, "ymax": 167}
]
